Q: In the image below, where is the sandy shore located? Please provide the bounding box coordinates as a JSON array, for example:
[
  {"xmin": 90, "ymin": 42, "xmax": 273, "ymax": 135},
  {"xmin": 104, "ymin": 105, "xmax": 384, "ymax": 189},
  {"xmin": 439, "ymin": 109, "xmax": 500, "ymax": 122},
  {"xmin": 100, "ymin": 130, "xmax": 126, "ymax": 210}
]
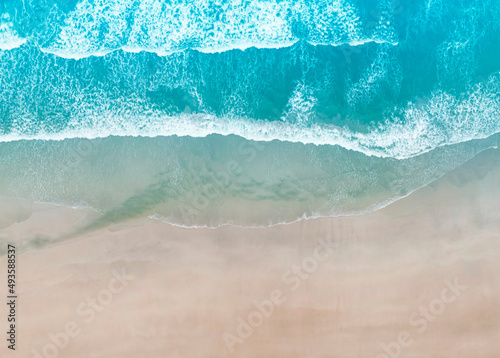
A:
[{"xmin": 1, "ymin": 148, "xmax": 500, "ymax": 358}]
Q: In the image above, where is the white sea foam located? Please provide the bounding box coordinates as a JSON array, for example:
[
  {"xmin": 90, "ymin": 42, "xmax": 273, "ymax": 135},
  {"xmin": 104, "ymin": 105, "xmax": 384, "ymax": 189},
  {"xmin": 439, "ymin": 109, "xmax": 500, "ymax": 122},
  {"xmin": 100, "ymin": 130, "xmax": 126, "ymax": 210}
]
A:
[
  {"xmin": 0, "ymin": 15, "xmax": 27, "ymax": 51},
  {"xmin": 1, "ymin": 74, "xmax": 499, "ymax": 159},
  {"xmin": 22, "ymin": 0, "xmax": 399, "ymax": 59}
]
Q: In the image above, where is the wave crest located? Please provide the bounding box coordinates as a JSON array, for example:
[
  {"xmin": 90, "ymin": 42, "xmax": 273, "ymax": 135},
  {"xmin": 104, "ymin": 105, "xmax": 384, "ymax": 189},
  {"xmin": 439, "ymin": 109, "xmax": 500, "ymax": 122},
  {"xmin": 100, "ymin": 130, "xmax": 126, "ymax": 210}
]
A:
[
  {"xmin": 4, "ymin": 0, "xmax": 399, "ymax": 58},
  {"xmin": 2, "ymin": 74, "xmax": 499, "ymax": 159},
  {"xmin": 0, "ymin": 14, "xmax": 26, "ymax": 50}
]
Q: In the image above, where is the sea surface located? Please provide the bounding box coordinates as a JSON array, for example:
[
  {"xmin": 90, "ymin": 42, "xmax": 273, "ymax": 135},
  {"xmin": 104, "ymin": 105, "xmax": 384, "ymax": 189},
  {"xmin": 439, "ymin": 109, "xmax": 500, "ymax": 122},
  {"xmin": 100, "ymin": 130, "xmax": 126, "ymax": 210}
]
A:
[{"xmin": 0, "ymin": 0, "xmax": 499, "ymax": 228}]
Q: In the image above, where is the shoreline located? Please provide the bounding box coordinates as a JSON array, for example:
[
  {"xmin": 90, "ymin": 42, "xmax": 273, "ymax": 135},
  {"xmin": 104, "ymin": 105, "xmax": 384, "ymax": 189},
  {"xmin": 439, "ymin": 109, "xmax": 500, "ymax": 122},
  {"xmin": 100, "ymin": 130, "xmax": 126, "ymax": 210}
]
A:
[
  {"xmin": 1, "ymin": 139, "xmax": 498, "ymax": 239},
  {"xmin": 0, "ymin": 133, "xmax": 497, "ymax": 231}
]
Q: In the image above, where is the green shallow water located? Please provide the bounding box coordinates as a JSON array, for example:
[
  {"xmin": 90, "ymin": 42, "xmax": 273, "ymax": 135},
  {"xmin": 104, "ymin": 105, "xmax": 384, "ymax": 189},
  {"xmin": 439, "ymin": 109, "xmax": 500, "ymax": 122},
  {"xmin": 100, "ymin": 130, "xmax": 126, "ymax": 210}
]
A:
[{"xmin": 0, "ymin": 133, "xmax": 497, "ymax": 229}]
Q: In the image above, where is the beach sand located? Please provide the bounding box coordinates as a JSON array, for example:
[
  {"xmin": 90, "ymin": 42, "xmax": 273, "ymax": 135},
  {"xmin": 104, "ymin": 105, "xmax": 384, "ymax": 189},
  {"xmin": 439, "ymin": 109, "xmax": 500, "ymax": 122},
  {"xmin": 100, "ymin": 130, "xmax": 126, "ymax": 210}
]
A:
[{"xmin": 1, "ymin": 148, "xmax": 500, "ymax": 358}]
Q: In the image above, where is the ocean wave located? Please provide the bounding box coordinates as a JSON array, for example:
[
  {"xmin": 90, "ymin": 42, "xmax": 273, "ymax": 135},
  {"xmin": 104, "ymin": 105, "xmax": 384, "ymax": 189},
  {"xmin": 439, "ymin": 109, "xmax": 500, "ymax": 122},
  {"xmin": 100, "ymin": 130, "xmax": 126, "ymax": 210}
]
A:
[
  {"xmin": 33, "ymin": 38, "xmax": 400, "ymax": 60},
  {"xmin": 0, "ymin": 15, "xmax": 27, "ymax": 50},
  {"xmin": 3, "ymin": 0, "xmax": 400, "ymax": 58},
  {"xmin": 1, "ymin": 73, "xmax": 499, "ymax": 159}
]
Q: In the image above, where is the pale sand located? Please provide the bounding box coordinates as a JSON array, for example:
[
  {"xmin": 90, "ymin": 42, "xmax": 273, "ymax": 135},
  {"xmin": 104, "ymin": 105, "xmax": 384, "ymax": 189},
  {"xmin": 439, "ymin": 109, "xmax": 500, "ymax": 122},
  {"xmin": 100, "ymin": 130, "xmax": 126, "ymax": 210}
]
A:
[{"xmin": 1, "ymin": 148, "xmax": 500, "ymax": 358}]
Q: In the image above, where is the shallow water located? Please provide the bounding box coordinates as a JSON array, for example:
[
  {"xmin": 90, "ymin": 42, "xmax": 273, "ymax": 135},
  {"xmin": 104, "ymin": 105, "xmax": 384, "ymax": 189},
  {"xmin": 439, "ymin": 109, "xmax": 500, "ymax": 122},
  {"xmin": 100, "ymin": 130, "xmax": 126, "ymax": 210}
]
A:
[{"xmin": 0, "ymin": 134, "xmax": 497, "ymax": 228}]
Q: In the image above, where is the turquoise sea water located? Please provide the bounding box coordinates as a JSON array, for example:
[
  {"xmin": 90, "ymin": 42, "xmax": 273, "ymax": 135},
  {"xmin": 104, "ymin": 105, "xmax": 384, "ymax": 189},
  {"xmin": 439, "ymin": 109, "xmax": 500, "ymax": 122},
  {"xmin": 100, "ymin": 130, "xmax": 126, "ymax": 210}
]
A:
[{"xmin": 0, "ymin": 0, "xmax": 499, "ymax": 227}]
